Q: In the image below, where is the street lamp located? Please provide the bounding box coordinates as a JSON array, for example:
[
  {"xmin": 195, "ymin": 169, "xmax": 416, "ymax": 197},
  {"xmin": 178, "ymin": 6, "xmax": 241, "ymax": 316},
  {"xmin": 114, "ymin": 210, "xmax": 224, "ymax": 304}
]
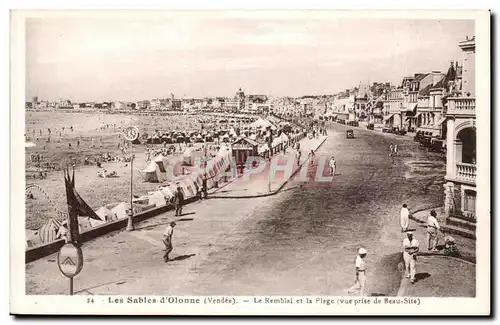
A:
[
  {"xmin": 126, "ymin": 153, "xmax": 135, "ymax": 231},
  {"xmin": 123, "ymin": 126, "xmax": 139, "ymax": 231}
]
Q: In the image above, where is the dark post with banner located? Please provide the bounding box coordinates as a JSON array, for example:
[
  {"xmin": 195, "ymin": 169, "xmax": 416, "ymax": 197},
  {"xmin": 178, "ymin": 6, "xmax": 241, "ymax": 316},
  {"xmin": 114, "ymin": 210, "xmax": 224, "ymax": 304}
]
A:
[{"xmin": 62, "ymin": 167, "xmax": 101, "ymax": 294}]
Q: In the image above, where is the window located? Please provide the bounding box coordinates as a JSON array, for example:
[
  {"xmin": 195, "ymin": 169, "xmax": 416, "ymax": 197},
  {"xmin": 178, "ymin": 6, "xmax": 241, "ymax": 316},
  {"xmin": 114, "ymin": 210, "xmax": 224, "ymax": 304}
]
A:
[{"xmin": 464, "ymin": 190, "xmax": 476, "ymax": 213}]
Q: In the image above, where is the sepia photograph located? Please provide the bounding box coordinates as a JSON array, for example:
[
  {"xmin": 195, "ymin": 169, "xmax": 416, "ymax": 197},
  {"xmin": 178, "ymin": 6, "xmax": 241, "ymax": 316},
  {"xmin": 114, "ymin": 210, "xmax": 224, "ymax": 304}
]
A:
[{"xmin": 10, "ymin": 9, "xmax": 491, "ymax": 315}]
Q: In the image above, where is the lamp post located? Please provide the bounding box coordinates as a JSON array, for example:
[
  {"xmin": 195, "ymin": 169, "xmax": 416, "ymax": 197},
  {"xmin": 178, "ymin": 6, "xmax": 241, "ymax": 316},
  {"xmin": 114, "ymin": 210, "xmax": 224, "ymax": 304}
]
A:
[
  {"xmin": 123, "ymin": 126, "xmax": 139, "ymax": 232},
  {"xmin": 126, "ymin": 152, "xmax": 135, "ymax": 231}
]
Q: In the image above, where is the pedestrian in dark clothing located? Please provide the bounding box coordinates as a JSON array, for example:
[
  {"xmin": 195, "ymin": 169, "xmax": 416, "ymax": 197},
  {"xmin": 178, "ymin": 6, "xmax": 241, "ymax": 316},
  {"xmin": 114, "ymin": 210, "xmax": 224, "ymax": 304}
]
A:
[{"xmin": 174, "ymin": 186, "xmax": 184, "ymax": 216}]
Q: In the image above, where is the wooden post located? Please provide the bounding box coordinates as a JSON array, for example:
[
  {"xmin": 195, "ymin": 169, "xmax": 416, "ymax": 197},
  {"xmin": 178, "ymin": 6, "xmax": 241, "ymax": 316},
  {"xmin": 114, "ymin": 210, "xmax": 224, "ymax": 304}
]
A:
[{"xmin": 69, "ymin": 277, "xmax": 74, "ymax": 296}]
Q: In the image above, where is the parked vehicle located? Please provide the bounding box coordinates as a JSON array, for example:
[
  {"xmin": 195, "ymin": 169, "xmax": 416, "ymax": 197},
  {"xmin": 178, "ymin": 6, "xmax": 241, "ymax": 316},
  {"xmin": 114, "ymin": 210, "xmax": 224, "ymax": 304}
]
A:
[
  {"xmin": 367, "ymin": 123, "xmax": 375, "ymax": 130},
  {"xmin": 394, "ymin": 128, "xmax": 407, "ymax": 136},
  {"xmin": 382, "ymin": 127, "xmax": 392, "ymax": 133},
  {"xmin": 429, "ymin": 139, "xmax": 445, "ymax": 153},
  {"xmin": 346, "ymin": 130, "xmax": 354, "ymax": 139},
  {"xmin": 347, "ymin": 120, "xmax": 359, "ymax": 127}
]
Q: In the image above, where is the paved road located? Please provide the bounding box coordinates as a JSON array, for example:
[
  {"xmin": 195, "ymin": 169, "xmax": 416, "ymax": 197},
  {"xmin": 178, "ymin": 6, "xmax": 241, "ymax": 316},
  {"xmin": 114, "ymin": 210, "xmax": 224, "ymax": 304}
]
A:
[{"xmin": 26, "ymin": 123, "xmax": 450, "ymax": 296}]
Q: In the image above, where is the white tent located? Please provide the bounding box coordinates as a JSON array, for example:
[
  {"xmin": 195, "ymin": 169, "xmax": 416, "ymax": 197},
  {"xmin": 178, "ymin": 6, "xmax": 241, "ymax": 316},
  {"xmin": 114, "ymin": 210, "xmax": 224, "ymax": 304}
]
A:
[
  {"xmin": 26, "ymin": 229, "xmax": 42, "ymax": 248},
  {"xmin": 148, "ymin": 190, "xmax": 167, "ymax": 207},
  {"xmin": 272, "ymin": 137, "xmax": 282, "ymax": 148},
  {"xmin": 249, "ymin": 118, "xmax": 277, "ymax": 130},
  {"xmin": 95, "ymin": 206, "xmax": 115, "ymax": 221},
  {"xmin": 111, "ymin": 202, "xmax": 129, "ymax": 220},
  {"xmin": 140, "ymin": 158, "xmax": 167, "ymax": 183},
  {"xmin": 258, "ymin": 143, "xmax": 269, "ymax": 154},
  {"xmin": 159, "ymin": 185, "xmax": 174, "ymax": 200},
  {"xmin": 280, "ymin": 133, "xmax": 289, "ymax": 142}
]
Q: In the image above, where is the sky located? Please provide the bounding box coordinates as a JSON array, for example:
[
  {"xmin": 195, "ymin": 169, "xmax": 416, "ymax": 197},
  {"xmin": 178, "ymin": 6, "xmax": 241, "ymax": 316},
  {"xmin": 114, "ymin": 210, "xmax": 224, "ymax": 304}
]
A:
[{"xmin": 25, "ymin": 16, "xmax": 474, "ymax": 102}]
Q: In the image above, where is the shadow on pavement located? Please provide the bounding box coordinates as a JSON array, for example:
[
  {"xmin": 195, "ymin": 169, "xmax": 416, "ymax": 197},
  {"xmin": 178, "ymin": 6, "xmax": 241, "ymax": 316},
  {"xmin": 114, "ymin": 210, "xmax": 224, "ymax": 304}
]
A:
[
  {"xmin": 170, "ymin": 254, "xmax": 196, "ymax": 262},
  {"xmin": 134, "ymin": 222, "xmax": 170, "ymax": 231},
  {"xmin": 177, "ymin": 218, "xmax": 194, "ymax": 222},
  {"xmin": 74, "ymin": 279, "xmax": 129, "ymax": 295},
  {"xmin": 178, "ymin": 212, "xmax": 196, "ymax": 217},
  {"xmin": 414, "ymin": 272, "xmax": 431, "ymax": 283}
]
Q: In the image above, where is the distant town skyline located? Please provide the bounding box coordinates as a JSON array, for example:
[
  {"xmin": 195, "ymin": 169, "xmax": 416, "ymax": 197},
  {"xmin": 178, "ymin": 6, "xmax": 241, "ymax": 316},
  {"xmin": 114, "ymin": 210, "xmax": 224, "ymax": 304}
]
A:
[{"xmin": 26, "ymin": 15, "xmax": 474, "ymax": 102}]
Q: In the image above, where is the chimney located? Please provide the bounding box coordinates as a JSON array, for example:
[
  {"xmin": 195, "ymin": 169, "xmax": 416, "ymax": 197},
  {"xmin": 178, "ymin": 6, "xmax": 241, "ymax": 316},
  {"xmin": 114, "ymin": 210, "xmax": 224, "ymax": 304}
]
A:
[{"xmin": 432, "ymin": 70, "xmax": 442, "ymax": 86}]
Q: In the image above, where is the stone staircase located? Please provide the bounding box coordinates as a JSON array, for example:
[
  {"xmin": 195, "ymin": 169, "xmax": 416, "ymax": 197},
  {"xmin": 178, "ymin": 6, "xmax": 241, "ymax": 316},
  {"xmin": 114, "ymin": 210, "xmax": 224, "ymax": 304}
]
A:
[
  {"xmin": 410, "ymin": 207, "xmax": 476, "ymax": 240},
  {"xmin": 444, "ymin": 216, "xmax": 476, "ymax": 239}
]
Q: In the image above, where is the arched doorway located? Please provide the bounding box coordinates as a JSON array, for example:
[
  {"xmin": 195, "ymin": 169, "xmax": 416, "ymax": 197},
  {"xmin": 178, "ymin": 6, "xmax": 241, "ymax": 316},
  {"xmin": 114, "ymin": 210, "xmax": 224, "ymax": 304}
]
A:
[{"xmin": 456, "ymin": 127, "xmax": 476, "ymax": 164}]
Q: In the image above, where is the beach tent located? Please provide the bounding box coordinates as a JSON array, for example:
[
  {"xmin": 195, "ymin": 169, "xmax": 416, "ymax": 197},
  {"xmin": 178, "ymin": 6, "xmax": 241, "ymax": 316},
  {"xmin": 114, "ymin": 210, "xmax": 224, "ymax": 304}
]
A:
[
  {"xmin": 111, "ymin": 202, "xmax": 129, "ymax": 220},
  {"xmin": 195, "ymin": 134, "xmax": 204, "ymax": 143},
  {"xmin": 182, "ymin": 148, "xmax": 194, "ymax": 166},
  {"xmin": 272, "ymin": 137, "xmax": 282, "ymax": 148},
  {"xmin": 95, "ymin": 206, "xmax": 115, "ymax": 222},
  {"xmin": 39, "ymin": 218, "xmax": 63, "ymax": 244},
  {"xmin": 154, "ymin": 155, "xmax": 168, "ymax": 175},
  {"xmin": 140, "ymin": 155, "xmax": 168, "ymax": 183},
  {"xmin": 179, "ymin": 177, "xmax": 197, "ymax": 198},
  {"xmin": 280, "ymin": 133, "xmax": 290, "ymax": 144},
  {"xmin": 249, "ymin": 118, "xmax": 277, "ymax": 130},
  {"xmin": 26, "ymin": 229, "xmax": 42, "ymax": 248},
  {"xmin": 258, "ymin": 143, "xmax": 269, "ymax": 154},
  {"xmin": 140, "ymin": 161, "xmax": 158, "ymax": 182},
  {"xmin": 162, "ymin": 136, "xmax": 173, "ymax": 144},
  {"xmin": 159, "ymin": 185, "xmax": 174, "ymax": 201},
  {"xmin": 147, "ymin": 190, "xmax": 167, "ymax": 207},
  {"xmin": 25, "ymin": 141, "xmax": 36, "ymax": 148}
]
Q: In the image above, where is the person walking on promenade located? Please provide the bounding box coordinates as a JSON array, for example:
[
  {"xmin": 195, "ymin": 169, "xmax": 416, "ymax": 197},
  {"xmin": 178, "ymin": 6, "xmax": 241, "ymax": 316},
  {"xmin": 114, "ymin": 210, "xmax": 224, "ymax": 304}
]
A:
[
  {"xmin": 403, "ymin": 232, "xmax": 420, "ymax": 284},
  {"xmin": 308, "ymin": 149, "xmax": 315, "ymax": 166},
  {"xmin": 427, "ymin": 210, "xmax": 441, "ymax": 251},
  {"xmin": 393, "ymin": 144, "xmax": 398, "ymax": 156},
  {"xmin": 174, "ymin": 186, "xmax": 184, "ymax": 216},
  {"xmin": 296, "ymin": 150, "xmax": 302, "ymax": 166},
  {"xmin": 162, "ymin": 221, "xmax": 176, "ymax": 262},
  {"xmin": 329, "ymin": 156, "xmax": 336, "ymax": 176},
  {"xmin": 389, "ymin": 143, "xmax": 394, "ymax": 157},
  {"xmin": 347, "ymin": 248, "xmax": 367, "ymax": 296},
  {"xmin": 400, "ymin": 204, "xmax": 410, "ymax": 232}
]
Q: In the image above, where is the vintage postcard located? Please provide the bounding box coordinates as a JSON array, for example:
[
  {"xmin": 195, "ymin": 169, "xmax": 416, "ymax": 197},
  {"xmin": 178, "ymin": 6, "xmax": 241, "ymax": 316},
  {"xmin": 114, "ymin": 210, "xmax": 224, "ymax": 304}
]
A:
[{"xmin": 10, "ymin": 9, "xmax": 490, "ymax": 315}]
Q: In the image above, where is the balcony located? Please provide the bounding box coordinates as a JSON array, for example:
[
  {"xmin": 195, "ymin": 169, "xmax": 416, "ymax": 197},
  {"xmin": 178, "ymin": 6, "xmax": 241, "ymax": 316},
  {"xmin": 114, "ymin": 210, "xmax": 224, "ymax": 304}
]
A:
[
  {"xmin": 447, "ymin": 97, "xmax": 475, "ymax": 116},
  {"xmin": 456, "ymin": 162, "xmax": 476, "ymax": 183}
]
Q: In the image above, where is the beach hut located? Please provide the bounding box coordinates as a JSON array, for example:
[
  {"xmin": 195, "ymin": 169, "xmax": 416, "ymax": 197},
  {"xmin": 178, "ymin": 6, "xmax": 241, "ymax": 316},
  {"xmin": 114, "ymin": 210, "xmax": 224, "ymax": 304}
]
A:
[{"xmin": 231, "ymin": 137, "xmax": 259, "ymax": 169}]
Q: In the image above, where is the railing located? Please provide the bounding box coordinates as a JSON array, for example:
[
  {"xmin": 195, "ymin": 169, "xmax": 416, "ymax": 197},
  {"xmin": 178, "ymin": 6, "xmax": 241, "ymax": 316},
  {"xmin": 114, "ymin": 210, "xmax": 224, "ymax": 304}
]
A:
[
  {"xmin": 456, "ymin": 162, "xmax": 476, "ymax": 183},
  {"xmin": 447, "ymin": 97, "xmax": 475, "ymax": 116}
]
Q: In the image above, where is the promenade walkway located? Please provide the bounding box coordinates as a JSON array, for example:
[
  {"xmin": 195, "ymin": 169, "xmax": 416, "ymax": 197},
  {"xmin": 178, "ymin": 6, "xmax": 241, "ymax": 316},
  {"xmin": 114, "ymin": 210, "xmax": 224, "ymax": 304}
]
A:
[{"xmin": 208, "ymin": 135, "xmax": 327, "ymax": 198}]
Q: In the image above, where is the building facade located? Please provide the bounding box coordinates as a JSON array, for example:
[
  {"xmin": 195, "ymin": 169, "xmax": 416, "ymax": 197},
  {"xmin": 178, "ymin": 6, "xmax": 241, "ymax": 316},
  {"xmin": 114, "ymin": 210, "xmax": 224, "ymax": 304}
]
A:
[{"xmin": 444, "ymin": 36, "xmax": 476, "ymax": 231}]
